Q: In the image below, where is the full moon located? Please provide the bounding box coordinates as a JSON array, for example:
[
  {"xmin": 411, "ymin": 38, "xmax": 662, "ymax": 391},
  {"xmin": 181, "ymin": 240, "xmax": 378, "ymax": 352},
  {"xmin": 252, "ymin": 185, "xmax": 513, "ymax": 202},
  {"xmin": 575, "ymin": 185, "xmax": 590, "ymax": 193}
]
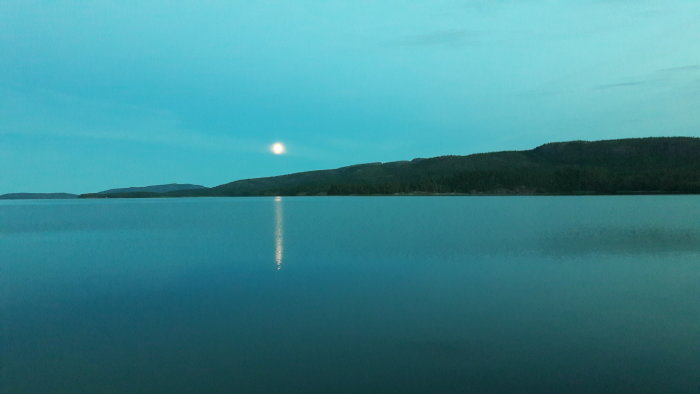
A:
[{"xmin": 271, "ymin": 142, "xmax": 286, "ymax": 155}]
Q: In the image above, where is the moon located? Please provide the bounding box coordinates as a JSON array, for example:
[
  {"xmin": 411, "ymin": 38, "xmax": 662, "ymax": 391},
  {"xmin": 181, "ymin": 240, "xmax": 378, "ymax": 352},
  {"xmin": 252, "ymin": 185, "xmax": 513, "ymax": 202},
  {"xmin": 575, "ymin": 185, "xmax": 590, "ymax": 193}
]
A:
[{"xmin": 271, "ymin": 142, "xmax": 286, "ymax": 155}]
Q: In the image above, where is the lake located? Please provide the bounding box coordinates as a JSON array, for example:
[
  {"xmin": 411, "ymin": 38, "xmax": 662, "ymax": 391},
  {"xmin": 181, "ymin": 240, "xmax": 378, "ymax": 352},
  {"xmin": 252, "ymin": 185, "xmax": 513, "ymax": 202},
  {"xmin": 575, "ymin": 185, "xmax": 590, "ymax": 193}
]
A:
[{"xmin": 2, "ymin": 196, "xmax": 699, "ymax": 393}]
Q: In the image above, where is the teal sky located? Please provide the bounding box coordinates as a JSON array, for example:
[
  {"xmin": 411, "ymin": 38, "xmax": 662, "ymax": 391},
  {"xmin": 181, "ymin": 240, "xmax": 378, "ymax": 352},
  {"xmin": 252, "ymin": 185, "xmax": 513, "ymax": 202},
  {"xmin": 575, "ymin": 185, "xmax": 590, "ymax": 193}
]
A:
[{"xmin": 2, "ymin": 1, "xmax": 700, "ymax": 193}]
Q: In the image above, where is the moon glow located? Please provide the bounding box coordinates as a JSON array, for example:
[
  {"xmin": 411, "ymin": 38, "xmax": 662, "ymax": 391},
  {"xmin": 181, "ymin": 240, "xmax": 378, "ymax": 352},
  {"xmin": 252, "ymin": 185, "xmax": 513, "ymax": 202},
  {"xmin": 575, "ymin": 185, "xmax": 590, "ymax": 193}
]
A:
[{"xmin": 271, "ymin": 142, "xmax": 286, "ymax": 155}]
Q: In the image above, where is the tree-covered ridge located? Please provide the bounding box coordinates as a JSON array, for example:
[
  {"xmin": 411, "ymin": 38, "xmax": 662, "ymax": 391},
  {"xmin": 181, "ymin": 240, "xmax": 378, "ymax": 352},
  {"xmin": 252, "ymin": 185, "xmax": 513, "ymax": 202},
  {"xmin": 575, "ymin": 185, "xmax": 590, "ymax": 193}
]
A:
[
  {"xmin": 98, "ymin": 183, "xmax": 206, "ymax": 194},
  {"xmin": 0, "ymin": 193, "xmax": 77, "ymax": 199},
  {"xmin": 83, "ymin": 137, "xmax": 700, "ymax": 198}
]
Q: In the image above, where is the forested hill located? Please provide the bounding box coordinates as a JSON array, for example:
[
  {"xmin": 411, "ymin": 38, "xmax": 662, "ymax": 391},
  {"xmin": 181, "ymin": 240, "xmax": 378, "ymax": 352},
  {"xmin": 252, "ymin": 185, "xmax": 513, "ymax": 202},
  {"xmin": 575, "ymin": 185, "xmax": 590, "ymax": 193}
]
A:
[
  {"xmin": 98, "ymin": 183, "xmax": 205, "ymax": 194},
  {"xmin": 1, "ymin": 193, "xmax": 77, "ymax": 199},
  {"xmin": 85, "ymin": 137, "xmax": 700, "ymax": 198}
]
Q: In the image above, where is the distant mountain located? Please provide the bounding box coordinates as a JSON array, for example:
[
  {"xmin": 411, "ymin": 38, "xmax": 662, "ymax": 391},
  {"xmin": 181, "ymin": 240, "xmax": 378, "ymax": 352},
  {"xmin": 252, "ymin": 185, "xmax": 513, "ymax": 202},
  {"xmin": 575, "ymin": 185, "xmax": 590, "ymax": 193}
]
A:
[
  {"xmin": 0, "ymin": 193, "xmax": 77, "ymax": 200},
  {"xmin": 83, "ymin": 137, "xmax": 700, "ymax": 198},
  {"xmin": 97, "ymin": 183, "xmax": 206, "ymax": 195}
]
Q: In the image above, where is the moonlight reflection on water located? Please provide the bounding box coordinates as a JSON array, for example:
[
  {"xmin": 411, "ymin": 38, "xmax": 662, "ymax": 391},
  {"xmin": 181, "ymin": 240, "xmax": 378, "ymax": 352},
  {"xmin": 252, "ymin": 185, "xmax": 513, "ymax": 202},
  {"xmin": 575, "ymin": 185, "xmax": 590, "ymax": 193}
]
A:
[{"xmin": 274, "ymin": 196, "xmax": 284, "ymax": 270}]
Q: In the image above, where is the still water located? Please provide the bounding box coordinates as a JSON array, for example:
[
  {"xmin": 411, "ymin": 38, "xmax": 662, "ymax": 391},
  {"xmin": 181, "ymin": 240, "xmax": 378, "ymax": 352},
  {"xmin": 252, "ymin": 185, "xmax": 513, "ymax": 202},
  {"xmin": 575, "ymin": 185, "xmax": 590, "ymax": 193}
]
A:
[{"xmin": 2, "ymin": 196, "xmax": 699, "ymax": 393}]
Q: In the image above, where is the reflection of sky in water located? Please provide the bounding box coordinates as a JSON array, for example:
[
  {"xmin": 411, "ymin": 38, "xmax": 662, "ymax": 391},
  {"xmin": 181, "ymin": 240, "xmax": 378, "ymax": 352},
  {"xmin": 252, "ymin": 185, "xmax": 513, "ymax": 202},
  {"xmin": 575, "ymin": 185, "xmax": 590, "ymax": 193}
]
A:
[
  {"xmin": 538, "ymin": 227, "xmax": 700, "ymax": 256},
  {"xmin": 274, "ymin": 196, "xmax": 283, "ymax": 270},
  {"xmin": 3, "ymin": 197, "xmax": 700, "ymax": 393}
]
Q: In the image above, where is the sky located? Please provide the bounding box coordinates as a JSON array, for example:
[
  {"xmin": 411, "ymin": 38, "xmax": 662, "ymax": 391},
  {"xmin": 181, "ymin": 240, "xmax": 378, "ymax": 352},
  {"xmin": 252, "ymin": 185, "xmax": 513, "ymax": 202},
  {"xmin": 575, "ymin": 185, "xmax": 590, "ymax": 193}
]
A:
[{"xmin": 1, "ymin": 1, "xmax": 700, "ymax": 194}]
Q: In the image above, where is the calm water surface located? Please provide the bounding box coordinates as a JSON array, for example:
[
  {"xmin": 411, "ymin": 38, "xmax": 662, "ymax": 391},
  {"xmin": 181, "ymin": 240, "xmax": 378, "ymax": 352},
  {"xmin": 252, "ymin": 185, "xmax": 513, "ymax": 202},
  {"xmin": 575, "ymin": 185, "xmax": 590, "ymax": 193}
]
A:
[{"xmin": 2, "ymin": 196, "xmax": 699, "ymax": 393}]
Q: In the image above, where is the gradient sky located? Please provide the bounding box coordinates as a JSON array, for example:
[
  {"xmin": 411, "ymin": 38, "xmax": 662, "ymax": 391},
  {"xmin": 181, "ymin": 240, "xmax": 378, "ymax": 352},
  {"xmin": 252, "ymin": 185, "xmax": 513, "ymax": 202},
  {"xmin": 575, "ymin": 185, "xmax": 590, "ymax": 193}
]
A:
[{"xmin": 2, "ymin": 1, "xmax": 700, "ymax": 193}]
